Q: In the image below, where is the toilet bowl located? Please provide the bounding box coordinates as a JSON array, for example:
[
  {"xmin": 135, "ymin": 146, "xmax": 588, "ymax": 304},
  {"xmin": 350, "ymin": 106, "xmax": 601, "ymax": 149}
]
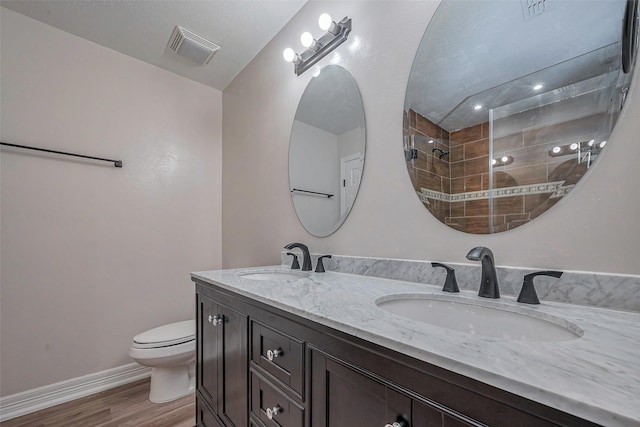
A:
[{"xmin": 129, "ymin": 320, "xmax": 195, "ymax": 403}]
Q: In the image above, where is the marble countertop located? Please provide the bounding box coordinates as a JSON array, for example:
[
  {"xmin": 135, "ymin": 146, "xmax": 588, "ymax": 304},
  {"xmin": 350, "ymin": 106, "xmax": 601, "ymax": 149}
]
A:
[{"xmin": 192, "ymin": 266, "xmax": 640, "ymax": 427}]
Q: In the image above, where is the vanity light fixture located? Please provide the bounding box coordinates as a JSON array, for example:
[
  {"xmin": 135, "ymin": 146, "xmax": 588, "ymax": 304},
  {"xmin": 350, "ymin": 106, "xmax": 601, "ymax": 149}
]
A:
[
  {"xmin": 300, "ymin": 32, "xmax": 314, "ymax": 48},
  {"xmin": 283, "ymin": 14, "xmax": 352, "ymax": 75},
  {"xmin": 283, "ymin": 48, "xmax": 299, "ymax": 64}
]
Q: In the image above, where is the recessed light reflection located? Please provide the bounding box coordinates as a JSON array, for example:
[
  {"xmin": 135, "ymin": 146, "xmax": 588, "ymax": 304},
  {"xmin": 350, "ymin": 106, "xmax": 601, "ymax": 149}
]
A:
[
  {"xmin": 533, "ymin": 84, "xmax": 544, "ymax": 91},
  {"xmin": 492, "ymin": 155, "xmax": 514, "ymax": 166},
  {"xmin": 474, "ymin": 104, "xmax": 483, "ymax": 110},
  {"xmin": 549, "ymin": 140, "xmax": 608, "ymax": 158},
  {"xmin": 428, "ymin": 139, "xmax": 434, "ymax": 144}
]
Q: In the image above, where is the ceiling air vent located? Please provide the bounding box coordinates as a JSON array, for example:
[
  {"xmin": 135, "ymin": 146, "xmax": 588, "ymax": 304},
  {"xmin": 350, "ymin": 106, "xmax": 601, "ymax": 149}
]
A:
[
  {"xmin": 168, "ymin": 26, "xmax": 220, "ymax": 65},
  {"xmin": 521, "ymin": 0, "xmax": 556, "ymax": 21}
]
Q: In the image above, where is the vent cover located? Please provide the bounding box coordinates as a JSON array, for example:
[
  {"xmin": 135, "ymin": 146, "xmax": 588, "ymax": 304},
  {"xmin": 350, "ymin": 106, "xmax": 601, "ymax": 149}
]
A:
[
  {"xmin": 168, "ymin": 26, "xmax": 220, "ymax": 65},
  {"xmin": 521, "ymin": 0, "xmax": 556, "ymax": 20}
]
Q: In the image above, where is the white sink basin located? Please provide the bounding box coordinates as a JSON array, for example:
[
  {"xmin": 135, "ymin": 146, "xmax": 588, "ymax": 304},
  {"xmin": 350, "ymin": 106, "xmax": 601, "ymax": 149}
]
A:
[
  {"xmin": 376, "ymin": 294, "xmax": 582, "ymax": 342},
  {"xmin": 238, "ymin": 270, "xmax": 309, "ymax": 281}
]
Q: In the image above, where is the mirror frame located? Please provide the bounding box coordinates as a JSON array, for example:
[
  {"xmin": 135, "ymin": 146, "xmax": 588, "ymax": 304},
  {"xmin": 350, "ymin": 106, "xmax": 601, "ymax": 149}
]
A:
[
  {"xmin": 289, "ymin": 65, "xmax": 366, "ymax": 237},
  {"xmin": 403, "ymin": 0, "xmax": 638, "ymax": 234}
]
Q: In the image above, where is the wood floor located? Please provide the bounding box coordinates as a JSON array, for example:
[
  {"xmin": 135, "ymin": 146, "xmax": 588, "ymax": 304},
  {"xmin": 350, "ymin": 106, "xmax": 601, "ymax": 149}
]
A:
[{"xmin": 1, "ymin": 378, "xmax": 195, "ymax": 427}]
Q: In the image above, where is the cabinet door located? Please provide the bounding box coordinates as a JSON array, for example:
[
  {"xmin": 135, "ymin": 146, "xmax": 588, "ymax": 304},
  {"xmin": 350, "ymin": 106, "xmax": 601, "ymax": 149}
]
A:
[
  {"xmin": 219, "ymin": 305, "xmax": 248, "ymax": 427},
  {"xmin": 310, "ymin": 349, "xmax": 411, "ymax": 427},
  {"xmin": 197, "ymin": 293, "xmax": 248, "ymax": 427},
  {"xmin": 198, "ymin": 294, "xmax": 220, "ymax": 411}
]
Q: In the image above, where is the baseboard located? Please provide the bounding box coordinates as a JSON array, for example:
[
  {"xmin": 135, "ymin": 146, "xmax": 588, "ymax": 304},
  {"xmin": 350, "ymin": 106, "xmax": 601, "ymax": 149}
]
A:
[{"xmin": 0, "ymin": 363, "xmax": 151, "ymax": 422}]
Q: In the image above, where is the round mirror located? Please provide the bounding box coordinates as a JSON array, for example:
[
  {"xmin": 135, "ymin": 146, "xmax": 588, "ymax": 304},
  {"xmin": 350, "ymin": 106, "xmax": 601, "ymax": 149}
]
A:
[
  {"xmin": 404, "ymin": 0, "xmax": 638, "ymax": 234},
  {"xmin": 289, "ymin": 65, "xmax": 366, "ymax": 237}
]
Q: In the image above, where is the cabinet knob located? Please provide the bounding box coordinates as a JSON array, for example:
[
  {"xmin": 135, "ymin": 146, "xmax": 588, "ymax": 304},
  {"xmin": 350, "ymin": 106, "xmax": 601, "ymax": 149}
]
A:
[
  {"xmin": 208, "ymin": 314, "xmax": 223, "ymax": 326},
  {"xmin": 266, "ymin": 405, "xmax": 282, "ymax": 420},
  {"xmin": 266, "ymin": 348, "xmax": 283, "ymax": 361}
]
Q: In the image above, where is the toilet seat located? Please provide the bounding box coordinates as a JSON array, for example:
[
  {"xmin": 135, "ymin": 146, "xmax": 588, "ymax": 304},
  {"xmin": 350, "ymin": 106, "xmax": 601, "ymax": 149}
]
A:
[{"xmin": 132, "ymin": 320, "xmax": 195, "ymax": 349}]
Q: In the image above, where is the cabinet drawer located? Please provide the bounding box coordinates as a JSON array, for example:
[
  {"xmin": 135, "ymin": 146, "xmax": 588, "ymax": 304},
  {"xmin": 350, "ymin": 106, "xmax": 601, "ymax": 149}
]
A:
[
  {"xmin": 251, "ymin": 321, "xmax": 304, "ymax": 396},
  {"xmin": 251, "ymin": 370, "xmax": 304, "ymax": 427}
]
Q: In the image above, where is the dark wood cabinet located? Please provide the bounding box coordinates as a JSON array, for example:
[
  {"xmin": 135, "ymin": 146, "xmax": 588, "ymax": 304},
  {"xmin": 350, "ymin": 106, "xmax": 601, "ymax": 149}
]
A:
[
  {"xmin": 194, "ymin": 280, "xmax": 598, "ymax": 427},
  {"xmin": 310, "ymin": 348, "xmax": 411, "ymax": 427},
  {"xmin": 197, "ymin": 292, "xmax": 248, "ymax": 427}
]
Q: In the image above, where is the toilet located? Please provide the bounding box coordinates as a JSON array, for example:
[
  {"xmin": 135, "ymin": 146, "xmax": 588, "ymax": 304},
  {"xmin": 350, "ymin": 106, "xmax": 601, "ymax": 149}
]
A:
[{"xmin": 129, "ymin": 320, "xmax": 196, "ymax": 403}]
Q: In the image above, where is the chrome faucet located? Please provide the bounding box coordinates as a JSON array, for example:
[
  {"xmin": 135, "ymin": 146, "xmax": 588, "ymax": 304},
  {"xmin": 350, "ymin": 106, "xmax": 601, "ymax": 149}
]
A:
[
  {"xmin": 284, "ymin": 243, "xmax": 312, "ymax": 271},
  {"xmin": 466, "ymin": 246, "xmax": 500, "ymax": 298}
]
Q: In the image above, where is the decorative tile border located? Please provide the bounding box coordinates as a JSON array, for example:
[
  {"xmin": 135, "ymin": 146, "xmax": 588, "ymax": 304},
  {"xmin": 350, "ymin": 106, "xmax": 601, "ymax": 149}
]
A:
[
  {"xmin": 417, "ymin": 181, "xmax": 575, "ymax": 203},
  {"xmin": 281, "ymin": 253, "xmax": 640, "ymax": 312}
]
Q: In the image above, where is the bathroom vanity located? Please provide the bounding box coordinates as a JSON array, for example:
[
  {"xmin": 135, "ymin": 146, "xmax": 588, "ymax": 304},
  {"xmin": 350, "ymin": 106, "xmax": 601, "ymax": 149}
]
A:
[{"xmin": 192, "ymin": 266, "xmax": 640, "ymax": 427}]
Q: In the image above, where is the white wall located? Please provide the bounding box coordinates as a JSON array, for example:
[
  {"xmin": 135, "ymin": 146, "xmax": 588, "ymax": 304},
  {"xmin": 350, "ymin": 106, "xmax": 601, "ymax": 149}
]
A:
[
  {"xmin": 222, "ymin": 1, "xmax": 640, "ymax": 275},
  {"xmin": 0, "ymin": 8, "xmax": 222, "ymax": 396},
  {"xmin": 338, "ymin": 127, "xmax": 364, "ymax": 160},
  {"xmin": 290, "ymin": 120, "xmax": 340, "ymax": 236}
]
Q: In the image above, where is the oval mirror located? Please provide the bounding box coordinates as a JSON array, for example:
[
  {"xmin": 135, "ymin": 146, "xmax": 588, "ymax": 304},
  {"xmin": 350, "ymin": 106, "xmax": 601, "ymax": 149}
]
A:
[
  {"xmin": 289, "ymin": 65, "xmax": 366, "ymax": 237},
  {"xmin": 404, "ymin": 0, "xmax": 638, "ymax": 234}
]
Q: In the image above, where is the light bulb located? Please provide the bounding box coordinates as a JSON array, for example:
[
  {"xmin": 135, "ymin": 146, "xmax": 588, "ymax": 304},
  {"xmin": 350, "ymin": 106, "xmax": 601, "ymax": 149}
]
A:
[
  {"xmin": 492, "ymin": 159, "xmax": 498, "ymax": 165},
  {"xmin": 570, "ymin": 143, "xmax": 579, "ymax": 150},
  {"xmin": 283, "ymin": 48, "xmax": 296, "ymax": 62},
  {"xmin": 588, "ymin": 139, "xmax": 595, "ymax": 146},
  {"xmin": 552, "ymin": 146, "xmax": 561, "ymax": 154},
  {"xmin": 428, "ymin": 139, "xmax": 434, "ymax": 144},
  {"xmin": 474, "ymin": 104, "xmax": 483, "ymax": 110},
  {"xmin": 300, "ymin": 32, "xmax": 314, "ymax": 48},
  {"xmin": 501, "ymin": 156, "xmax": 509, "ymax": 163},
  {"xmin": 319, "ymin": 13, "xmax": 332, "ymax": 31},
  {"xmin": 600, "ymin": 140, "xmax": 607, "ymax": 148},
  {"xmin": 533, "ymin": 84, "xmax": 543, "ymax": 91}
]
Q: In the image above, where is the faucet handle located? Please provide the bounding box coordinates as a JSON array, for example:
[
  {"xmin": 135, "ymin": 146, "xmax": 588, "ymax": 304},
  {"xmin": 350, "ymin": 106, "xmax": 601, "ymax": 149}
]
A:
[
  {"xmin": 315, "ymin": 255, "xmax": 332, "ymax": 273},
  {"xmin": 517, "ymin": 271, "xmax": 563, "ymax": 304},
  {"xmin": 431, "ymin": 262, "xmax": 459, "ymax": 293},
  {"xmin": 286, "ymin": 252, "xmax": 300, "ymax": 270}
]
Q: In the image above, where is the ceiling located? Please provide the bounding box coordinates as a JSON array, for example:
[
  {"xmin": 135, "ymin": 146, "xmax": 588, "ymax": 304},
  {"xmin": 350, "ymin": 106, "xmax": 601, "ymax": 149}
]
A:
[
  {"xmin": 0, "ymin": 0, "xmax": 308, "ymax": 91},
  {"xmin": 406, "ymin": 0, "xmax": 627, "ymax": 132},
  {"xmin": 295, "ymin": 66, "xmax": 364, "ymax": 135}
]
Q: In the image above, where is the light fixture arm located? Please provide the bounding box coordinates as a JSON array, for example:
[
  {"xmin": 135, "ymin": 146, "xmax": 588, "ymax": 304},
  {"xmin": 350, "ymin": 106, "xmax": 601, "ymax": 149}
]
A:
[{"xmin": 293, "ymin": 17, "xmax": 351, "ymax": 76}]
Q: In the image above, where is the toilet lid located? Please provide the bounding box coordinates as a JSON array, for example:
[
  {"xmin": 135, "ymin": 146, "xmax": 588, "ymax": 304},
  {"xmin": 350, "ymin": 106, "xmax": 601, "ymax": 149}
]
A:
[{"xmin": 133, "ymin": 320, "xmax": 195, "ymax": 348}]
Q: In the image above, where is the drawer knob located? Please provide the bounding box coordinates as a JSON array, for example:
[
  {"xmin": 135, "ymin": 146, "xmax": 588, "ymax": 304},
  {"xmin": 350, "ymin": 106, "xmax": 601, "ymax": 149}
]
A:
[
  {"xmin": 266, "ymin": 405, "xmax": 282, "ymax": 420},
  {"xmin": 208, "ymin": 314, "xmax": 223, "ymax": 326},
  {"xmin": 266, "ymin": 348, "xmax": 283, "ymax": 361}
]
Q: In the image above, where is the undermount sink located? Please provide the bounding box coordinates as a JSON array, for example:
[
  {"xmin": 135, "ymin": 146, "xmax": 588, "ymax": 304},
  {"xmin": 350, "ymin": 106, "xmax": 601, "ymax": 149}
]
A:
[
  {"xmin": 238, "ymin": 270, "xmax": 309, "ymax": 281},
  {"xmin": 376, "ymin": 294, "xmax": 582, "ymax": 342}
]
